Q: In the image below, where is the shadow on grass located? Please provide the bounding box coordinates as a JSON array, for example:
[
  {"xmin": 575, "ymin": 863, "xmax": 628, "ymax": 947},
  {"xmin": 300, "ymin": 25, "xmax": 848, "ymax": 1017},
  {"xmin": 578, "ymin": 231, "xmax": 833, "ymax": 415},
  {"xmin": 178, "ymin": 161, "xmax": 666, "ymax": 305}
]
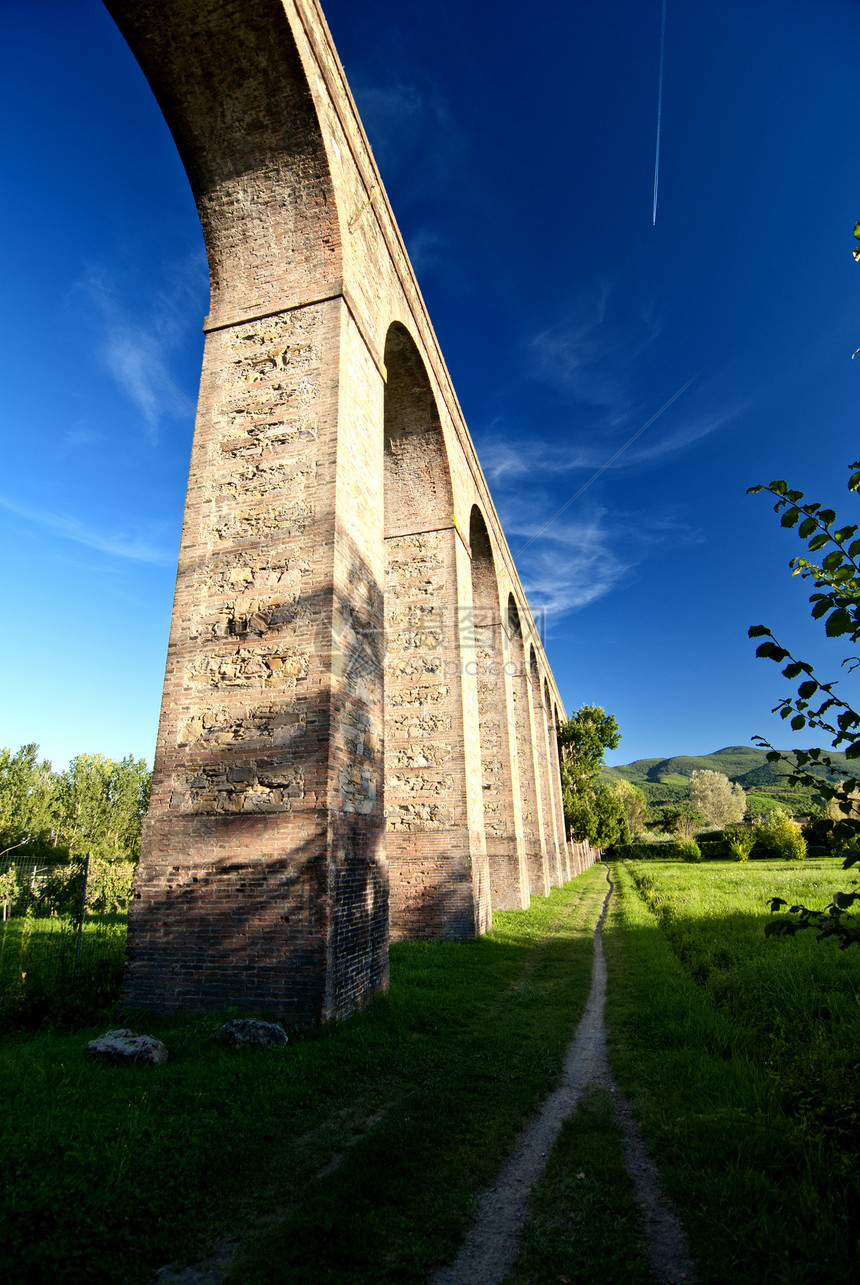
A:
[{"xmin": 0, "ymin": 873, "xmax": 609, "ymax": 1285}]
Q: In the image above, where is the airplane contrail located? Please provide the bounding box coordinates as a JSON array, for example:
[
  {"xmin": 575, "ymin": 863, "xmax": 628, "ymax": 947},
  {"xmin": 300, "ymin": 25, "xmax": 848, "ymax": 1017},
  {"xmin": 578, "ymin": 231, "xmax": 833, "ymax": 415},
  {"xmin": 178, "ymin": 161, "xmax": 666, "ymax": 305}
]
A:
[
  {"xmin": 652, "ymin": 0, "xmax": 667, "ymax": 226},
  {"xmin": 515, "ymin": 372, "xmax": 699, "ymax": 557}
]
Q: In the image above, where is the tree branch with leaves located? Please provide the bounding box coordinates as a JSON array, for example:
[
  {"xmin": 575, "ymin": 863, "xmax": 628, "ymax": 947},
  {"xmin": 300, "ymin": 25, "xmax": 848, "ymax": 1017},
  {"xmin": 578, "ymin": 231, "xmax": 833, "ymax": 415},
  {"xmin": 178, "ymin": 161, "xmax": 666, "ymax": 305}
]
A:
[{"xmin": 749, "ymin": 462, "xmax": 860, "ymax": 943}]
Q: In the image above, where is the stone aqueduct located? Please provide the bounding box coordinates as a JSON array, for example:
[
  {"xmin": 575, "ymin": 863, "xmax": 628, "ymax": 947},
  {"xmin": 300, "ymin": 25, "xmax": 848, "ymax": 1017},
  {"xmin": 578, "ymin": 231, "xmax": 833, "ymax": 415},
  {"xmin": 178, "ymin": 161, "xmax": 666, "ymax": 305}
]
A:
[{"xmin": 109, "ymin": 0, "xmax": 598, "ymax": 1024}]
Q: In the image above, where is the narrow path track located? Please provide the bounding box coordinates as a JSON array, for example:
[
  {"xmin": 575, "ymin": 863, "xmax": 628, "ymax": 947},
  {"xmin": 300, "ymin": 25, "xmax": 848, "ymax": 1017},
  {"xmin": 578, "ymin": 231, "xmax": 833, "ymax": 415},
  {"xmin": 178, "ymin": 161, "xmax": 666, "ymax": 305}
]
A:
[{"xmin": 431, "ymin": 866, "xmax": 698, "ymax": 1285}]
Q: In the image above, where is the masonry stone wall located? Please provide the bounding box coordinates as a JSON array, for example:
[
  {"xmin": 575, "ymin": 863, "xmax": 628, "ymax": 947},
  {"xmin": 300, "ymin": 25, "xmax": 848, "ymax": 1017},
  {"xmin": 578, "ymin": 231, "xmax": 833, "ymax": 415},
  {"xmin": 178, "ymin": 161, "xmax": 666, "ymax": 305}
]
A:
[{"xmin": 107, "ymin": 0, "xmax": 599, "ymax": 1023}]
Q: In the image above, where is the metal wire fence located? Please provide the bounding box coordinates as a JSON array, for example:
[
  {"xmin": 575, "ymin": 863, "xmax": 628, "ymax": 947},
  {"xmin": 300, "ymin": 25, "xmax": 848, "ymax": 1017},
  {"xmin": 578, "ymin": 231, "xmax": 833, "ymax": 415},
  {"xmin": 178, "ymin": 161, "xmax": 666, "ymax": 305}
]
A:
[{"xmin": 0, "ymin": 855, "xmax": 128, "ymax": 1025}]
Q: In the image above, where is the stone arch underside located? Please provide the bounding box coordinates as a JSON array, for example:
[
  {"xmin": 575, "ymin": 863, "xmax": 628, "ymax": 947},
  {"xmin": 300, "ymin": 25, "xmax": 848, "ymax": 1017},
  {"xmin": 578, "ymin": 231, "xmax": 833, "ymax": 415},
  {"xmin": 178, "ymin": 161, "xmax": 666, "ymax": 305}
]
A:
[
  {"xmin": 108, "ymin": 0, "xmax": 574, "ymax": 1022},
  {"xmin": 105, "ymin": 0, "xmax": 342, "ymax": 323}
]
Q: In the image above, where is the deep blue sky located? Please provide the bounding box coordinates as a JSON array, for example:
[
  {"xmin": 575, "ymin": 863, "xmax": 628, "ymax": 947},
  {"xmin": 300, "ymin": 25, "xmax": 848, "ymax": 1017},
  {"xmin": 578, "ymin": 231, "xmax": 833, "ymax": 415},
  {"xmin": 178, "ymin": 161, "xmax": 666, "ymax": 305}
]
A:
[{"xmin": 1, "ymin": 0, "xmax": 858, "ymax": 770}]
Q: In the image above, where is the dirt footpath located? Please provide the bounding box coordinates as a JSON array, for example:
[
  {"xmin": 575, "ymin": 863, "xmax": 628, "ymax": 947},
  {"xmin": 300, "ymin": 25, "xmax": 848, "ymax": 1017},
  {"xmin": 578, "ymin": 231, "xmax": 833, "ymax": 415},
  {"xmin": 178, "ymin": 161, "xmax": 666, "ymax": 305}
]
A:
[{"xmin": 431, "ymin": 867, "xmax": 698, "ymax": 1285}]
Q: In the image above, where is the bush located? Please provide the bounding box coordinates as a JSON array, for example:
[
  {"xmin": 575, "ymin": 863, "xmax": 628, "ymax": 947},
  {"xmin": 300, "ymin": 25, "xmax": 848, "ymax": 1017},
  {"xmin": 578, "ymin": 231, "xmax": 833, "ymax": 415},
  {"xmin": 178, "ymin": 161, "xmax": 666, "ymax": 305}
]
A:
[
  {"xmin": 613, "ymin": 840, "xmax": 701, "ymax": 862},
  {"xmin": 753, "ymin": 811, "xmax": 807, "ymax": 861},
  {"xmin": 725, "ymin": 823, "xmax": 757, "ymax": 862},
  {"xmin": 699, "ymin": 837, "xmax": 731, "ymax": 859}
]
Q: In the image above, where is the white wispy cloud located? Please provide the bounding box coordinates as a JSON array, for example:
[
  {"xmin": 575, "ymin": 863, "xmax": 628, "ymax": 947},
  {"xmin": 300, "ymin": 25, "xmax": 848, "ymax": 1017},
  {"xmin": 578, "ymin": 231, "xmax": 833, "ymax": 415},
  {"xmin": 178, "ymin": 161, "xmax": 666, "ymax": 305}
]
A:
[
  {"xmin": 353, "ymin": 79, "xmax": 453, "ymax": 174},
  {"xmin": 0, "ymin": 495, "xmax": 173, "ymax": 564},
  {"xmin": 493, "ymin": 490, "xmax": 701, "ymax": 621},
  {"xmin": 72, "ymin": 250, "xmax": 206, "ymax": 444},
  {"xmin": 527, "ymin": 285, "xmax": 663, "ymax": 423},
  {"xmin": 476, "ymin": 398, "xmax": 738, "ymax": 488},
  {"xmin": 405, "ymin": 227, "xmax": 447, "ymax": 278},
  {"xmin": 351, "ymin": 75, "xmax": 468, "ymax": 216}
]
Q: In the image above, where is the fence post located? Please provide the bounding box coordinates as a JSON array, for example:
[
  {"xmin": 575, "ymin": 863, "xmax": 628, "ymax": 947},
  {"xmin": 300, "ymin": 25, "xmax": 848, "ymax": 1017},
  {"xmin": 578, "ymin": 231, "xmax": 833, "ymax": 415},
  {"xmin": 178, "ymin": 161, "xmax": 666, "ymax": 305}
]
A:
[{"xmin": 72, "ymin": 853, "xmax": 91, "ymax": 991}]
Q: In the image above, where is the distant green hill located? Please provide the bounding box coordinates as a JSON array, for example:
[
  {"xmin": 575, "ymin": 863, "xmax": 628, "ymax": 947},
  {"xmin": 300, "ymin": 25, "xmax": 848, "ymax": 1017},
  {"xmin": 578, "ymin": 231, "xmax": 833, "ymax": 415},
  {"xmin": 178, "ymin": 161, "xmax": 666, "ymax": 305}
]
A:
[{"xmin": 602, "ymin": 745, "xmax": 849, "ymax": 789}]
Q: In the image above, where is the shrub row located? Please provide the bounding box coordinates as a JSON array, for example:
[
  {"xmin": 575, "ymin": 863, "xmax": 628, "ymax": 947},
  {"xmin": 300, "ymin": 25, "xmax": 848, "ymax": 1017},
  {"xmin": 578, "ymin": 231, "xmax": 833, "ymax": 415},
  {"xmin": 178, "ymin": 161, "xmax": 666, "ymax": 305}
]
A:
[{"xmin": 613, "ymin": 840, "xmax": 702, "ymax": 862}]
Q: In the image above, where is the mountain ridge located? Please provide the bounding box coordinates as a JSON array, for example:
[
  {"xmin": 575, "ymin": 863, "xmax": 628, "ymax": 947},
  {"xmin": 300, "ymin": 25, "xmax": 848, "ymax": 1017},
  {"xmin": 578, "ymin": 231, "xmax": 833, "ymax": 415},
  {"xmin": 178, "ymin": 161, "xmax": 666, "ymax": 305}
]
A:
[{"xmin": 602, "ymin": 744, "xmax": 849, "ymax": 789}]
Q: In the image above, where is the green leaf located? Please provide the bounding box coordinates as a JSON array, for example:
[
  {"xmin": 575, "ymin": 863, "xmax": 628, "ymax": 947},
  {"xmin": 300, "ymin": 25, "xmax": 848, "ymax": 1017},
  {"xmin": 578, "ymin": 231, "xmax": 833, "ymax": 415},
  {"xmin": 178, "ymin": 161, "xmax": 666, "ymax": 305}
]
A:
[
  {"xmin": 771, "ymin": 480, "xmax": 788, "ymax": 495},
  {"xmin": 782, "ymin": 662, "xmax": 804, "ymax": 679},
  {"xmin": 849, "ymin": 540, "xmax": 860, "ymax": 559},
  {"xmin": 820, "ymin": 509, "xmax": 837, "ymax": 525},
  {"xmin": 756, "ymin": 642, "xmax": 790, "ymax": 661},
  {"xmin": 791, "ymin": 715, "xmax": 807, "ymax": 731},
  {"xmin": 826, "ymin": 608, "xmax": 854, "ymax": 637},
  {"xmin": 809, "ymin": 533, "xmax": 830, "ymax": 552},
  {"xmin": 854, "ymin": 221, "xmax": 860, "ymax": 239},
  {"xmin": 811, "ymin": 599, "xmax": 830, "ymax": 619},
  {"xmin": 748, "ymin": 624, "xmax": 772, "ymax": 638},
  {"xmin": 823, "ymin": 550, "xmax": 845, "ymax": 570},
  {"xmin": 798, "ymin": 680, "xmax": 819, "ymax": 699},
  {"xmin": 849, "ymin": 471, "xmax": 860, "ymax": 492},
  {"xmin": 798, "ymin": 517, "xmax": 818, "ymax": 538},
  {"xmin": 781, "ymin": 507, "xmax": 801, "ymax": 528}
]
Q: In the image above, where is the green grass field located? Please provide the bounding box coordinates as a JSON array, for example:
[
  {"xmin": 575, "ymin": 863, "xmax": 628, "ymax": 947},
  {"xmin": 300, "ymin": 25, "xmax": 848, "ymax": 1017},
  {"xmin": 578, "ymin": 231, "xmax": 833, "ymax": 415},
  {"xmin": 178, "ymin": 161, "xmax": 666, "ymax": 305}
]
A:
[
  {"xmin": 0, "ymin": 870, "xmax": 608, "ymax": 1284},
  {"xmin": 602, "ymin": 857, "xmax": 860, "ymax": 1284},
  {"xmin": 2, "ymin": 858, "xmax": 859, "ymax": 1283}
]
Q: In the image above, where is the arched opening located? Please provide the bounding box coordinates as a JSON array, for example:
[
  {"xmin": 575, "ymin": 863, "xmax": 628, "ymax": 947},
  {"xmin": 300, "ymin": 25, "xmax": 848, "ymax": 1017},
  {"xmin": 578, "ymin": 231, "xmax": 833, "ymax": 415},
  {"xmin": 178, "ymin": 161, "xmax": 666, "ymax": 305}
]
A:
[
  {"xmin": 469, "ymin": 508, "xmax": 528, "ymax": 909},
  {"xmin": 107, "ymin": 0, "xmax": 342, "ymax": 322},
  {"xmin": 508, "ymin": 596, "xmax": 549, "ymax": 898},
  {"xmin": 383, "ymin": 324, "xmax": 486, "ymax": 938}
]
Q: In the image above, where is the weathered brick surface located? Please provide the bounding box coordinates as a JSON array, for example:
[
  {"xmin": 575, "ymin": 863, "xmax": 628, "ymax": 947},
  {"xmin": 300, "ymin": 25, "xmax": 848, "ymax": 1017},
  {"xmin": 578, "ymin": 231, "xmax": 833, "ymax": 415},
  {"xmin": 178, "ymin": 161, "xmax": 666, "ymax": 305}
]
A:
[{"xmin": 107, "ymin": 0, "xmax": 597, "ymax": 1023}]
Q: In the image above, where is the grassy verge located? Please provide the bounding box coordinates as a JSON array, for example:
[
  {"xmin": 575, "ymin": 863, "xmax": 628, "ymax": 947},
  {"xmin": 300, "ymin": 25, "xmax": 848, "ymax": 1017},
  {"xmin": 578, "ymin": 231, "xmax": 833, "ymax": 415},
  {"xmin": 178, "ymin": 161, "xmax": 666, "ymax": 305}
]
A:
[
  {"xmin": 603, "ymin": 857, "xmax": 860, "ymax": 1284},
  {"xmin": 1, "ymin": 866, "xmax": 607, "ymax": 1284}
]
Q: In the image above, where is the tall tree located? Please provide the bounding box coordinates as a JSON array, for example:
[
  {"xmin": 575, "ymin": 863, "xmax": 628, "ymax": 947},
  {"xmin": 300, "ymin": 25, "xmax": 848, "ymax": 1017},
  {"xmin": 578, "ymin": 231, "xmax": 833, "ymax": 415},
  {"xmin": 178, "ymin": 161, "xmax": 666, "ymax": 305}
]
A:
[
  {"xmin": 53, "ymin": 754, "xmax": 150, "ymax": 861},
  {"xmin": 0, "ymin": 744, "xmax": 56, "ymax": 861},
  {"xmin": 557, "ymin": 705, "xmax": 623, "ymax": 846},
  {"xmin": 689, "ymin": 769, "xmax": 746, "ymax": 827}
]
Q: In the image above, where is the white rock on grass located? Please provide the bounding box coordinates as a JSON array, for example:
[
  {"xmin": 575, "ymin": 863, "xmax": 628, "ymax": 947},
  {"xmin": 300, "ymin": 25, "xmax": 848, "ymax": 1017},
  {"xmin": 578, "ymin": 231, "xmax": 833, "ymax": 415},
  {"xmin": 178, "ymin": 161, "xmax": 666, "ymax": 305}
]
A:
[
  {"xmin": 86, "ymin": 1029, "xmax": 168, "ymax": 1065},
  {"xmin": 213, "ymin": 1018, "xmax": 288, "ymax": 1048}
]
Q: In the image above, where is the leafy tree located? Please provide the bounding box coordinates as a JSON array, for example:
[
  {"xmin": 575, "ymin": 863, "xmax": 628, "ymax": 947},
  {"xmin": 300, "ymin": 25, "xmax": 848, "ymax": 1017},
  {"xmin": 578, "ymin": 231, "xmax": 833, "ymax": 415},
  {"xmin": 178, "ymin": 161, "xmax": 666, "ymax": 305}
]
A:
[
  {"xmin": 613, "ymin": 778, "xmax": 648, "ymax": 837},
  {"xmin": 0, "ymin": 744, "xmax": 56, "ymax": 861},
  {"xmin": 689, "ymin": 768, "xmax": 746, "ymax": 827},
  {"xmin": 755, "ymin": 809, "xmax": 807, "ymax": 861},
  {"xmin": 659, "ymin": 801, "xmax": 703, "ymax": 840},
  {"xmin": 53, "ymin": 754, "xmax": 150, "ymax": 861},
  {"xmin": 0, "ymin": 745, "xmax": 151, "ymax": 897},
  {"xmin": 558, "ymin": 705, "xmax": 623, "ymax": 846},
  {"xmin": 823, "ymin": 782, "xmax": 860, "ymax": 825},
  {"xmin": 749, "ymin": 461, "xmax": 860, "ymax": 941}
]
